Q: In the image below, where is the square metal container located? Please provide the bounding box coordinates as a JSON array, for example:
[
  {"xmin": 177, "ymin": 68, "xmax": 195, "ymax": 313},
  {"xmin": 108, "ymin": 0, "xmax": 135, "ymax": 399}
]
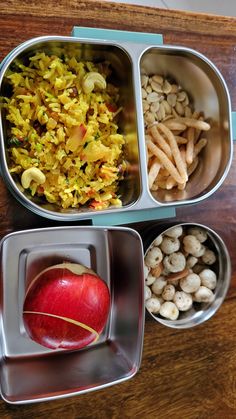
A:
[
  {"xmin": 0, "ymin": 29, "xmax": 233, "ymax": 224},
  {"xmin": 0, "ymin": 226, "xmax": 145, "ymax": 404}
]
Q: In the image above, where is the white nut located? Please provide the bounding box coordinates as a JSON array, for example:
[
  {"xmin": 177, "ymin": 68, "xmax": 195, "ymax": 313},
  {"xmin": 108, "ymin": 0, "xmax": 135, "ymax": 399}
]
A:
[
  {"xmin": 163, "ymin": 252, "xmax": 186, "ymax": 273},
  {"xmin": 142, "ymin": 100, "xmax": 149, "ymax": 113},
  {"xmin": 150, "ymin": 80, "xmax": 163, "ymax": 93},
  {"xmin": 180, "ymin": 273, "xmax": 201, "ymax": 293},
  {"xmin": 193, "ymin": 286, "xmax": 214, "ymax": 303},
  {"xmin": 150, "ymin": 101, "xmax": 160, "ymax": 113},
  {"xmin": 186, "ymin": 256, "xmax": 198, "ymax": 269},
  {"xmin": 141, "ymin": 74, "xmax": 149, "ymax": 88},
  {"xmin": 152, "ymin": 235, "xmax": 163, "ymax": 246},
  {"xmin": 141, "ymin": 88, "xmax": 147, "ymax": 99},
  {"xmin": 162, "ymin": 80, "xmax": 172, "ymax": 94},
  {"xmin": 147, "ymin": 92, "xmax": 159, "ymax": 103},
  {"xmin": 175, "ymin": 101, "xmax": 185, "ymax": 116},
  {"xmin": 159, "ymin": 301, "xmax": 179, "ymax": 320},
  {"xmin": 151, "ymin": 277, "xmax": 167, "ymax": 295},
  {"xmin": 145, "ymin": 246, "xmax": 163, "ymax": 268},
  {"xmin": 21, "ymin": 167, "xmax": 46, "ymax": 189},
  {"xmin": 173, "ymin": 291, "xmax": 193, "ymax": 311},
  {"xmin": 191, "ymin": 244, "xmax": 206, "ymax": 258},
  {"xmin": 152, "ymin": 75, "xmax": 164, "ymax": 85},
  {"xmin": 199, "ymin": 269, "xmax": 217, "ymax": 290},
  {"xmin": 145, "ymin": 273, "xmax": 156, "ymax": 286},
  {"xmin": 167, "ymin": 93, "xmax": 177, "ymax": 107},
  {"xmin": 160, "ymin": 237, "xmax": 180, "ymax": 255},
  {"xmin": 144, "ymin": 264, "xmax": 150, "ymax": 280},
  {"xmin": 187, "ymin": 227, "xmax": 208, "ymax": 243},
  {"xmin": 165, "ymin": 226, "xmax": 183, "ymax": 238},
  {"xmin": 145, "ymin": 111, "xmax": 155, "ymax": 125},
  {"xmin": 183, "ymin": 235, "xmax": 201, "ymax": 255},
  {"xmin": 202, "ymin": 249, "xmax": 217, "ymax": 265},
  {"xmin": 145, "ymin": 285, "xmax": 152, "ymax": 300},
  {"xmin": 146, "ymin": 297, "xmax": 161, "ymax": 314},
  {"xmin": 82, "ymin": 72, "xmax": 106, "ymax": 94},
  {"xmin": 162, "ymin": 284, "xmax": 175, "ymax": 301}
]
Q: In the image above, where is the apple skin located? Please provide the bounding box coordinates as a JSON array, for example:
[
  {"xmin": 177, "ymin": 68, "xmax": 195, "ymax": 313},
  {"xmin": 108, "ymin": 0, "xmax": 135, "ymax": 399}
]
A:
[{"xmin": 23, "ymin": 263, "xmax": 110, "ymax": 350}]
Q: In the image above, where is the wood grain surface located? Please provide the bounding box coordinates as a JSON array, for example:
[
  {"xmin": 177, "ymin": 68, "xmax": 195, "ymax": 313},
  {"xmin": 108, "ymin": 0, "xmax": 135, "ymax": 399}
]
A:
[{"xmin": 0, "ymin": 1, "xmax": 236, "ymax": 418}]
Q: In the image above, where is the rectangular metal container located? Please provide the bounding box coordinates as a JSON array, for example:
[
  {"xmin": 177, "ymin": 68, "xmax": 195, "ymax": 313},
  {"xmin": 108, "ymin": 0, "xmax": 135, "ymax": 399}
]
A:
[
  {"xmin": 0, "ymin": 226, "xmax": 145, "ymax": 404},
  {"xmin": 0, "ymin": 29, "xmax": 233, "ymax": 223}
]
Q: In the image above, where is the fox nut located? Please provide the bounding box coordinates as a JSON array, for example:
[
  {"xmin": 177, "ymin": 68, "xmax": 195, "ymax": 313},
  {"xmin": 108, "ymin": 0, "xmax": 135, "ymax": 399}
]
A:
[
  {"xmin": 151, "ymin": 277, "xmax": 167, "ymax": 295},
  {"xmin": 202, "ymin": 249, "xmax": 217, "ymax": 265},
  {"xmin": 163, "ymin": 252, "xmax": 186, "ymax": 273},
  {"xmin": 183, "ymin": 235, "xmax": 201, "ymax": 256},
  {"xmin": 145, "ymin": 273, "xmax": 156, "ymax": 286},
  {"xmin": 180, "ymin": 273, "xmax": 201, "ymax": 293},
  {"xmin": 145, "ymin": 247, "xmax": 163, "ymax": 268},
  {"xmin": 152, "ymin": 235, "xmax": 163, "ymax": 246},
  {"xmin": 146, "ymin": 297, "xmax": 161, "ymax": 314},
  {"xmin": 145, "ymin": 285, "xmax": 152, "ymax": 301},
  {"xmin": 159, "ymin": 301, "xmax": 179, "ymax": 320},
  {"xmin": 186, "ymin": 256, "xmax": 198, "ymax": 269},
  {"xmin": 173, "ymin": 291, "xmax": 193, "ymax": 311},
  {"xmin": 193, "ymin": 286, "xmax": 215, "ymax": 303},
  {"xmin": 162, "ymin": 284, "xmax": 175, "ymax": 301},
  {"xmin": 199, "ymin": 269, "xmax": 217, "ymax": 290},
  {"xmin": 187, "ymin": 227, "xmax": 208, "ymax": 243},
  {"xmin": 165, "ymin": 226, "xmax": 183, "ymax": 239},
  {"xmin": 160, "ymin": 237, "xmax": 180, "ymax": 255}
]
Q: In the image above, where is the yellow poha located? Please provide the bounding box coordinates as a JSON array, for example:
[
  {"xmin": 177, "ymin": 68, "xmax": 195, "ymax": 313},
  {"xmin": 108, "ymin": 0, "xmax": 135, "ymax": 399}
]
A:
[{"xmin": 3, "ymin": 52, "xmax": 126, "ymax": 209}]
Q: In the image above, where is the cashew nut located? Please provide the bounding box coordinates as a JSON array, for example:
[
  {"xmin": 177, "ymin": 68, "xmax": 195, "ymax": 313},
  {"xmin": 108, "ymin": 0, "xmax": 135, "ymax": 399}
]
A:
[
  {"xmin": 21, "ymin": 167, "xmax": 46, "ymax": 189},
  {"xmin": 82, "ymin": 72, "xmax": 106, "ymax": 94}
]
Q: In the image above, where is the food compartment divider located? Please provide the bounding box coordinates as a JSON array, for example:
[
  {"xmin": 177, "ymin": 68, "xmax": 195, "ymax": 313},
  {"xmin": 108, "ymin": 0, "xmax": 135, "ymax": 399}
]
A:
[{"xmin": 71, "ymin": 26, "xmax": 176, "ymax": 225}]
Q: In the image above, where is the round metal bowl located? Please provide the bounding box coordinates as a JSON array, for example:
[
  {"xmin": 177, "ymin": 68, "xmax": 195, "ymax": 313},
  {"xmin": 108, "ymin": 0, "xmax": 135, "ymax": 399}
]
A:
[{"xmin": 143, "ymin": 222, "xmax": 231, "ymax": 328}]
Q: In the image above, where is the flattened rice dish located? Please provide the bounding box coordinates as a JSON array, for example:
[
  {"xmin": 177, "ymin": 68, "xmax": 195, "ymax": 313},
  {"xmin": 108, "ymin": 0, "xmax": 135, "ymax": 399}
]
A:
[{"xmin": 3, "ymin": 52, "xmax": 127, "ymax": 209}]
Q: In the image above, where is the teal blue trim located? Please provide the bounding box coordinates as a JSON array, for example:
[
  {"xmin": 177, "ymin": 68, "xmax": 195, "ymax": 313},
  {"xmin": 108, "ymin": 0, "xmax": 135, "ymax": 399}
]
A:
[
  {"xmin": 72, "ymin": 26, "xmax": 163, "ymax": 45},
  {"xmin": 231, "ymin": 111, "xmax": 236, "ymax": 141},
  {"xmin": 90, "ymin": 207, "xmax": 175, "ymax": 226}
]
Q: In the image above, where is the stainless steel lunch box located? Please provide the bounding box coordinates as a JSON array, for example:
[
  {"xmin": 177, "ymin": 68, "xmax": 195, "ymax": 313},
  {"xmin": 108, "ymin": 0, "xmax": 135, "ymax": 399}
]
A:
[
  {"xmin": 0, "ymin": 27, "xmax": 234, "ymax": 223},
  {"xmin": 0, "ymin": 226, "xmax": 145, "ymax": 404},
  {"xmin": 142, "ymin": 222, "xmax": 231, "ymax": 328}
]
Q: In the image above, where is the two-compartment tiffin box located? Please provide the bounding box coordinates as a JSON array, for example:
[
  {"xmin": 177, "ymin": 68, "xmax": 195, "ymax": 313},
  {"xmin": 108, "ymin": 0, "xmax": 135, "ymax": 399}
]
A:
[{"xmin": 0, "ymin": 27, "xmax": 234, "ymax": 224}]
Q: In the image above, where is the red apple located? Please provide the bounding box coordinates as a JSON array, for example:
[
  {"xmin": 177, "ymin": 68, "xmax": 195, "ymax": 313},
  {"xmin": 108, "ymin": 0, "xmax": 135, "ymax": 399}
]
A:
[{"xmin": 23, "ymin": 263, "xmax": 110, "ymax": 350}]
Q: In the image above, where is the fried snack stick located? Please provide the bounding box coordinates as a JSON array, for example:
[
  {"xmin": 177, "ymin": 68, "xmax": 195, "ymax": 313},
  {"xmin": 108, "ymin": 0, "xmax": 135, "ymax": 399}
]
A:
[
  {"xmin": 157, "ymin": 123, "xmax": 188, "ymax": 183},
  {"xmin": 186, "ymin": 127, "xmax": 195, "ymax": 165},
  {"xmin": 148, "ymin": 157, "xmax": 161, "ymax": 189},
  {"xmin": 168, "ymin": 117, "xmax": 210, "ymax": 131},
  {"xmin": 149, "ymin": 125, "xmax": 172, "ymax": 160},
  {"xmin": 146, "ymin": 139, "xmax": 184, "ymax": 185},
  {"xmin": 194, "ymin": 138, "xmax": 207, "ymax": 158},
  {"xmin": 163, "ymin": 120, "xmax": 187, "ymax": 131}
]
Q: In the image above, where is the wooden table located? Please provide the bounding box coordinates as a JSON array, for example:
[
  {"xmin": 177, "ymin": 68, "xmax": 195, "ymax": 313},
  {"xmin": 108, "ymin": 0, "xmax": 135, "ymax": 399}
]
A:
[{"xmin": 0, "ymin": 1, "xmax": 236, "ymax": 418}]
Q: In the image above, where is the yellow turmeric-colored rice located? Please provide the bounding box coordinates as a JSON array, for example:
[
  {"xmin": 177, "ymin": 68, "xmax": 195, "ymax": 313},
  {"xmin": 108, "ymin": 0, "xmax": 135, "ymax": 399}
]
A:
[{"xmin": 3, "ymin": 52, "xmax": 126, "ymax": 209}]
